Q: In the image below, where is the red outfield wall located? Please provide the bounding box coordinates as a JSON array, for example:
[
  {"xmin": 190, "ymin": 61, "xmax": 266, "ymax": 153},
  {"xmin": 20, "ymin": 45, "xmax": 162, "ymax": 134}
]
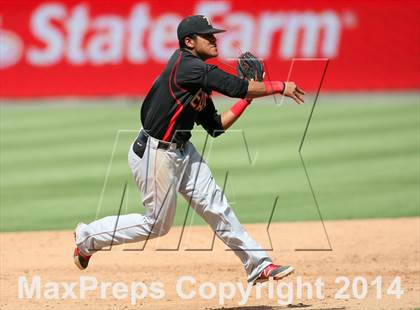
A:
[{"xmin": 0, "ymin": 0, "xmax": 419, "ymax": 97}]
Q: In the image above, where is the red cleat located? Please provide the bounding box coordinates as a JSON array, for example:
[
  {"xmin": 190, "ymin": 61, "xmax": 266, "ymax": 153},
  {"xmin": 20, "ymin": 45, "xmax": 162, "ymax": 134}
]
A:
[
  {"xmin": 254, "ymin": 264, "xmax": 294, "ymax": 284},
  {"xmin": 73, "ymin": 247, "xmax": 91, "ymax": 270}
]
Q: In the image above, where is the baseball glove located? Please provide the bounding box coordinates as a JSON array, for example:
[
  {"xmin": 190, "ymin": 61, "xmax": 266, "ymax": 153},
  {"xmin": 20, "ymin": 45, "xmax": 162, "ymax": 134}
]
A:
[{"xmin": 237, "ymin": 52, "xmax": 265, "ymax": 81}]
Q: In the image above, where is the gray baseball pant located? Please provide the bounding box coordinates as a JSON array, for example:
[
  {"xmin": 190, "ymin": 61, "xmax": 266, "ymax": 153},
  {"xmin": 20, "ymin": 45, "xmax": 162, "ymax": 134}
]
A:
[{"xmin": 76, "ymin": 134, "xmax": 272, "ymax": 283}]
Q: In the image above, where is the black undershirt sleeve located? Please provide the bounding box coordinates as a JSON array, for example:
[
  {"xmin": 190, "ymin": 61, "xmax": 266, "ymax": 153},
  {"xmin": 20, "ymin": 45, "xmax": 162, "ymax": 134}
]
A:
[
  {"xmin": 204, "ymin": 64, "xmax": 249, "ymax": 98},
  {"xmin": 176, "ymin": 53, "xmax": 248, "ymax": 98},
  {"xmin": 195, "ymin": 96, "xmax": 224, "ymax": 138}
]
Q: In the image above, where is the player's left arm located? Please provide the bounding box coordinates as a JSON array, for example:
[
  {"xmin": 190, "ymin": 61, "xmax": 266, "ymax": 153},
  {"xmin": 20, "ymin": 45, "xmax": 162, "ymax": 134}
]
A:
[
  {"xmin": 220, "ymin": 98, "xmax": 251, "ymax": 130},
  {"xmin": 197, "ymin": 95, "xmax": 250, "ymax": 134},
  {"xmin": 195, "ymin": 96, "xmax": 225, "ymax": 137},
  {"xmin": 202, "ymin": 65, "xmax": 254, "ymax": 130}
]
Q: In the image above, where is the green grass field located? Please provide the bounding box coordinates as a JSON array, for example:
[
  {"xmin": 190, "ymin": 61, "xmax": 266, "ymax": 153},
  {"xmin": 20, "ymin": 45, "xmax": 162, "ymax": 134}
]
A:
[{"xmin": 0, "ymin": 93, "xmax": 419, "ymax": 232}]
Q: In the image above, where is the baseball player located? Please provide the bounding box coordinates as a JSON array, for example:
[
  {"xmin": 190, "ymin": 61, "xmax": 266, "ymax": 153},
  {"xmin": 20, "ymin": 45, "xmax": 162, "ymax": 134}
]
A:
[{"xmin": 73, "ymin": 15, "xmax": 305, "ymax": 285}]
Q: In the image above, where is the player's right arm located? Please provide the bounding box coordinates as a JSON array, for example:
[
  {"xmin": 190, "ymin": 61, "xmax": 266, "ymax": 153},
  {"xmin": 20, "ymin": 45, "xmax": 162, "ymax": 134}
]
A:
[
  {"xmin": 203, "ymin": 64, "xmax": 305, "ymax": 105},
  {"xmin": 246, "ymin": 80, "xmax": 305, "ymax": 104},
  {"xmin": 246, "ymin": 81, "xmax": 305, "ymax": 104}
]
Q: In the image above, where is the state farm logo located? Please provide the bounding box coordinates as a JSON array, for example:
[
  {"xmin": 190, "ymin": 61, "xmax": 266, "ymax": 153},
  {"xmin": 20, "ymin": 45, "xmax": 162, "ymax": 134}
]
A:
[
  {"xmin": 1, "ymin": 1, "xmax": 357, "ymax": 68},
  {"xmin": 0, "ymin": 18, "xmax": 24, "ymax": 69}
]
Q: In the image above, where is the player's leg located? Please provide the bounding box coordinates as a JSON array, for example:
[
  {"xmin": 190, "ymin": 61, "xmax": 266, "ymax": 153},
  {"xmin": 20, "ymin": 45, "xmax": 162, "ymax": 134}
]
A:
[
  {"xmin": 75, "ymin": 137, "xmax": 181, "ymax": 257},
  {"xmin": 178, "ymin": 142, "xmax": 286, "ymax": 284}
]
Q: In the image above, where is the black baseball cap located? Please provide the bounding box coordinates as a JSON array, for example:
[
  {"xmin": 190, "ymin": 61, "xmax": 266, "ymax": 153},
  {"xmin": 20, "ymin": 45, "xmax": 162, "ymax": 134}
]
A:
[{"xmin": 177, "ymin": 15, "xmax": 225, "ymax": 41}]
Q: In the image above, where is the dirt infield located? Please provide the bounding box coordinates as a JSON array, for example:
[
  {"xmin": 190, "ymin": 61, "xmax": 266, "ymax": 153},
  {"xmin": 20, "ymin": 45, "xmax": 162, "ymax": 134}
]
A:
[{"xmin": 1, "ymin": 218, "xmax": 419, "ymax": 310}]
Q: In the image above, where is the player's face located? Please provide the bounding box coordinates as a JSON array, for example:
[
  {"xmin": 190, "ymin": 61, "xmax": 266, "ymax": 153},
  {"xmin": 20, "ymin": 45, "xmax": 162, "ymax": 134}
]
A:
[{"xmin": 193, "ymin": 33, "xmax": 218, "ymax": 59}]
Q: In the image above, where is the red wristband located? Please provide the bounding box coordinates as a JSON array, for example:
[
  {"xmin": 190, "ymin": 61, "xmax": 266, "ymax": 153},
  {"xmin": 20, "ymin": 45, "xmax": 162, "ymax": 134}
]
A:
[
  {"xmin": 263, "ymin": 81, "xmax": 285, "ymax": 94},
  {"xmin": 230, "ymin": 99, "xmax": 251, "ymax": 118}
]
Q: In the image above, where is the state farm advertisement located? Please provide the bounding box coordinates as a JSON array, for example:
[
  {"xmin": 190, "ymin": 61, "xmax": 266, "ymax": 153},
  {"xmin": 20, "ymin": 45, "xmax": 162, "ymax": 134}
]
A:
[{"xmin": 0, "ymin": 0, "xmax": 419, "ymax": 97}]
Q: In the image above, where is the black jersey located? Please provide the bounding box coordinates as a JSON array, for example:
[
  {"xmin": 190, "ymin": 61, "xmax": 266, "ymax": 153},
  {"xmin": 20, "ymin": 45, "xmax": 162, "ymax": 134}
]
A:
[{"xmin": 140, "ymin": 48, "xmax": 249, "ymax": 144}]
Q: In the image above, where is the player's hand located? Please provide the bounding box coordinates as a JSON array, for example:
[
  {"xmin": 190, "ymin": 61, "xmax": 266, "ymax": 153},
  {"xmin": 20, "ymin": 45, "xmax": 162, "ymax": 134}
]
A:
[{"xmin": 283, "ymin": 82, "xmax": 306, "ymax": 105}]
